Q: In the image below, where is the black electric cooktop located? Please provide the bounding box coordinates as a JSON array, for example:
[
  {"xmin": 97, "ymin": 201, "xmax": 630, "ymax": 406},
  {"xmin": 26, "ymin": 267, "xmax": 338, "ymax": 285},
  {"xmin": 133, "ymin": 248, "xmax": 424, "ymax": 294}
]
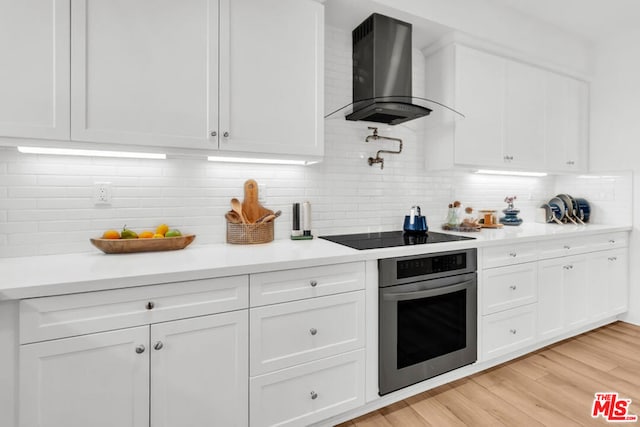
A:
[{"xmin": 319, "ymin": 230, "xmax": 475, "ymax": 250}]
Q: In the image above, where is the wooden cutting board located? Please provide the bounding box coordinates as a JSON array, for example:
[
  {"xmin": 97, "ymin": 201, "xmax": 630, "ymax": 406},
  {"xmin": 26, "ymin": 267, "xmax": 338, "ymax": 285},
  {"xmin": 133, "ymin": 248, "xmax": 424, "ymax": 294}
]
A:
[{"xmin": 242, "ymin": 179, "xmax": 272, "ymax": 223}]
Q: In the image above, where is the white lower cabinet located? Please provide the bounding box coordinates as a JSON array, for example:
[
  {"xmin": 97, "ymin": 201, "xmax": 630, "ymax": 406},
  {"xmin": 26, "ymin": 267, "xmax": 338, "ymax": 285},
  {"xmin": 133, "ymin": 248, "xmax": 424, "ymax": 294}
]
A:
[
  {"xmin": 481, "ymin": 234, "xmax": 629, "ymax": 363},
  {"xmin": 482, "ymin": 304, "xmax": 536, "ymax": 360},
  {"xmin": 20, "ymin": 310, "xmax": 248, "ymax": 427},
  {"xmin": 586, "ymin": 249, "xmax": 629, "ymax": 321},
  {"xmin": 537, "ymin": 255, "xmax": 589, "ymax": 340},
  {"xmin": 248, "ymin": 262, "xmax": 366, "ymax": 426},
  {"xmin": 19, "ymin": 277, "xmax": 249, "ymax": 427},
  {"xmin": 250, "ymin": 350, "xmax": 365, "ymax": 427},
  {"xmin": 20, "ymin": 327, "xmax": 150, "ymax": 427}
]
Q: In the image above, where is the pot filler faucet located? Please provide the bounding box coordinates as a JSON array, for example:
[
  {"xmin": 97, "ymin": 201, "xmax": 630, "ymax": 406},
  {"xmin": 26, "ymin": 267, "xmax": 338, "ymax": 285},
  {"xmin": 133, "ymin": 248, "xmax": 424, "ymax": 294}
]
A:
[{"xmin": 365, "ymin": 127, "xmax": 403, "ymax": 170}]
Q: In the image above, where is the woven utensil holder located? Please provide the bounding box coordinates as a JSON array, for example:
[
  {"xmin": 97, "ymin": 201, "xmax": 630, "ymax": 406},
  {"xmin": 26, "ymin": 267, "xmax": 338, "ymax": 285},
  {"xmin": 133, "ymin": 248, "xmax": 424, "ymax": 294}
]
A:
[{"xmin": 226, "ymin": 221, "xmax": 274, "ymax": 244}]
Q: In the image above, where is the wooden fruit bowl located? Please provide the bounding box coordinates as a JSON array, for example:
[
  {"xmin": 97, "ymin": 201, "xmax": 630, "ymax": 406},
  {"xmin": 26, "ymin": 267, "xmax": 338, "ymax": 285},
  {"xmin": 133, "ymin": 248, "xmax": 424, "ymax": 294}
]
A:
[{"xmin": 90, "ymin": 235, "xmax": 196, "ymax": 254}]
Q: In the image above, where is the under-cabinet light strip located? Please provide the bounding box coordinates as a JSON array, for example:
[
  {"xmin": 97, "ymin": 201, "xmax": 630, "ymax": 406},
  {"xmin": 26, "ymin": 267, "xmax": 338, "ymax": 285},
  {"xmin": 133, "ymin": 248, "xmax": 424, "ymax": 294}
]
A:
[
  {"xmin": 17, "ymin": 146, "xmax": 166, "ymax": 160},
  {"xmin": 475, "ymin": 169, "xmax": 548, "ymax": 177},
  {"xmin": 207, "ymin": 156, "xmax": 318, "ymax": 165}
]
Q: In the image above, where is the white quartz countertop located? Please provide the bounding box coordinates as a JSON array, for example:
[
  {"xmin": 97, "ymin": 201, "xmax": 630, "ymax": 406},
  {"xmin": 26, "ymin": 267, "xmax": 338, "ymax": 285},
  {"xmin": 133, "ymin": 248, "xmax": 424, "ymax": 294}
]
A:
[{"xmin": 0, "ymin": 223, "xmax": 630, "ymax": 301}]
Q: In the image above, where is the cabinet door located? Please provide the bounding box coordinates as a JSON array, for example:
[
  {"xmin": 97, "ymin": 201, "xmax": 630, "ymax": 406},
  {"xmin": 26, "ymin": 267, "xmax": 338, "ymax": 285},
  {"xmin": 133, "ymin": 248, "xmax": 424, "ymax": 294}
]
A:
[
  {"xmin": 545, "ymin": 73, "xmax": 588, "ymax": 172},
  {"xmin": 537, "ymin": 259, "xmax": 564, "ymax": 341},
  {"xmin": 20, "ymin": 327, "xmax": 149, "ymax": 427},
  {"xmin": 150, "ymin": 310, "xmax": 248, "ymax": 427},
  {"xmin": 219, "ymin": 0, "xmax": 324, "ymax": 157},
  {"xmin": 504, "ymin": 61, "xmax": 545, "ymax": 169},
  {"xmin": 71, "ymin": 0, "xmax": 218, "ymax": 149},
  {"xmin": 454, "ymin": 45, "xmax": 505, "ymax": 167},
  {"xmin": 0, "ymin": 0, "xmax": 70, "ymax": 140},
  {"xmin": 537, "ymin": 255, "xmax": 588, "ymax": 341},
  {"xmin": 587, "ymin": 249, "xmax": 629, "ymax": 320}
]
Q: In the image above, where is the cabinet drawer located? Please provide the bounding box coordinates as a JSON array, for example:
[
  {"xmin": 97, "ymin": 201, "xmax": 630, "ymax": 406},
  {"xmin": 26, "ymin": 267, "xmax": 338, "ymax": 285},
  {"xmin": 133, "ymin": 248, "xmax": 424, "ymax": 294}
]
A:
[
  {"xmin": 587, "ymin": 232, "xmax": 628, "ymax": 252},
  {"xmin": 483, "ymin": 242, "xmax": 538, "ymax": 268},
  {"xmin": 538, "ymin": 237, "xmax": 590, "ymax": 259},
  {"xmin": 20, "ymin": 275, "xmax": 248, "ymax": 344},
  {"xmin": 250, "ymin": 291, "xmax": 364, "ymax": 375},
  {"xmin": 482, "ymin": 263, "xmax": 537, "ymax": 315},
  {"xmin": 481, "ymin": 304, "xmax": 536, "ymax": 360},
  {"xmin": 249, "ymin": 349, "xmax": 365, "ymax": 427},
  {"xmin": 250, "ymin": 262, "xmax": 365, "ymax": 306}
]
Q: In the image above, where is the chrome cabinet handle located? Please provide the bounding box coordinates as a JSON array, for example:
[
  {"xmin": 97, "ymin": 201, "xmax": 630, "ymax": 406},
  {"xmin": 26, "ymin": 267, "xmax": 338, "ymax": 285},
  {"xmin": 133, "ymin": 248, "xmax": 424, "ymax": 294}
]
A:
[
  {"xmin": 154, "ymin": 341, "xmax": 164, "ymax": 351},
  {"xmin": 563, "ymin": 265, "xmax": 573, "ymax": 270},
  {"xmin": 563, "ymin": 245, "xmax": 571, "ymax": 250},
  {"xmin": 509, "ymin": 329, "xmax": 517, "ymax": 335},
  {"xmin": 310, "ymin": 280, "xmax": 318, "ymax": 287},
  {"xmin": 146, "ymin": 301, "xmax": 155, "ymax": 310},
  {"xmin": 566, "ymin": 160, "xmax": 575, "ymax": 165},
  {"xmin": 135, "ymin": 345, "xmax": 145, "ymax": 354},
  {"xmin": 608, "ymin": 257, "xmax": 618, "ymax": 262},
  {"xmin": 210, "ymin": 131, "xmax": 217, "ymax": 137},
  {"xmin": 223, "ymin": 132, "xmax": 230, "ymax": 137},
  {"xmin": 509, "ymin": 252, "xmax": 517, "ymax": 257},
  {"xmin": 509, "ymin": 285, "xmax": 517, "ymax": 290},
  {"xmin": 310, "ymin": 328, "xmax": 318, "ymax": 336},
  {"xmin": 310, "ymin": 391, "xmax": 318, "ymax": 400},
  {"xmin": 503, "ymin": 155, "xmax": 514, "ymax": 161},
  {"xmin": 609, "ymin": 240, "xmax": 616, "ymax": 244}
]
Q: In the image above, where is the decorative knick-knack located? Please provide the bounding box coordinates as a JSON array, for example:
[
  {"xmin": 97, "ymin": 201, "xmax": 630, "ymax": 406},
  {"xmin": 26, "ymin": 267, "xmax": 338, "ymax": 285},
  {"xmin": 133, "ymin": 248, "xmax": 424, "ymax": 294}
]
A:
[{"xmin": 500, "ymin": 196, "xmax": 523, "ymax": 226}]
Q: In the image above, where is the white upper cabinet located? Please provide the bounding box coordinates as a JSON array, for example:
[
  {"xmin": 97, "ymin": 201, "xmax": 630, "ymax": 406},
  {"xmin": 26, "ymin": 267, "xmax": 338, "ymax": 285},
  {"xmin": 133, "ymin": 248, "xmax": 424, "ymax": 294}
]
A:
[
  {"xmin": 3, "ymin": 0, "xmax": 323, "ymax": 159},
  {"xmin": 71, "ymin": 0, "xmax": 218, "ymax": 150},
  {"xmin": 219, "ymin": 0, "xmax": 324, "ymax": 157},
  {"xmin": 424, "ymin": 43, "xmax": 588, "ymax": 173},
  {"xmin": 504, "ymin": 61, "xmax": 546, "ymax": 169},
  {"xmin": 453, "ymin": 45, "xmax": 505, "ymax": 167},
  {"xmin": 545, "ymin": 72, "xmax": 589, "ymax": 173},
  {"xmin": 0, "ymin": 0, "xmax": 70, "ymax": 140}
]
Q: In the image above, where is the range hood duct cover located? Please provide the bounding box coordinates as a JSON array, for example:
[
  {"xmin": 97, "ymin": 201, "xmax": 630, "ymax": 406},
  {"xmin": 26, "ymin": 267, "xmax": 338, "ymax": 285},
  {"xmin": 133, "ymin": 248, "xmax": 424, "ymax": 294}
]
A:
[{"xmin": 346, "ymin": 13, "xmax": 431, "ymax": 125}]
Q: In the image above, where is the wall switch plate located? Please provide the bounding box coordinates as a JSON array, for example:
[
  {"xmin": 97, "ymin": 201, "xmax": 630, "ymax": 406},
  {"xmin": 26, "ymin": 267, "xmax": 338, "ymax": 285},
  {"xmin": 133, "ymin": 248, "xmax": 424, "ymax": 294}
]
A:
[{"xmin": 93, "ymin": 182, "xmax": 112, "ymax": 205}]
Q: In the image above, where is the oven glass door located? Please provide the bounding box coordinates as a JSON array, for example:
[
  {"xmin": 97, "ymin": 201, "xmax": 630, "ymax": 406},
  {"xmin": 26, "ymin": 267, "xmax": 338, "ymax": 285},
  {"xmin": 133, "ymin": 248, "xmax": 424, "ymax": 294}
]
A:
[{"xmin": 379, "ymin": 272, "xmax": 477, "ymax": 395}]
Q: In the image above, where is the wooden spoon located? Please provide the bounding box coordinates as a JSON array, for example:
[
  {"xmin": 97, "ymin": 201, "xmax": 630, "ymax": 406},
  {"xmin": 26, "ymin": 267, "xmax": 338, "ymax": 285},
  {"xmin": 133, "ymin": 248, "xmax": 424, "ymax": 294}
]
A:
[
  {"xmin": 231, "ymin": 198, "xmax": 246, "ymax": 224},
  {"xmin": 225, "ymin": 211, "xmax": 242, "ymax": 224}
]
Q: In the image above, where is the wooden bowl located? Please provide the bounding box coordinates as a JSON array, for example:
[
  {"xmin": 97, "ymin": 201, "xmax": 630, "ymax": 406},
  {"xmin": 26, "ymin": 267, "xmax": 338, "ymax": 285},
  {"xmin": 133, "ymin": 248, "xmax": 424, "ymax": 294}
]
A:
[{"xmin": 90, "ymin": 235, "xmax": 196, "ymax": 254}]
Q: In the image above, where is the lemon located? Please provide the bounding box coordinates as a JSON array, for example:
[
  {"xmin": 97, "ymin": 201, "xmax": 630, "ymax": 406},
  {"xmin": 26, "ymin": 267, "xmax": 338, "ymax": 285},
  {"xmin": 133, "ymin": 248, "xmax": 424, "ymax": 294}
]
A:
[
  {"xmin": 156, "ymin": 224, "xmax": 169, "ymax": 236},
  {"xmin": 152, "ymin": 233, "xmax": 165, "ymax": 238}
]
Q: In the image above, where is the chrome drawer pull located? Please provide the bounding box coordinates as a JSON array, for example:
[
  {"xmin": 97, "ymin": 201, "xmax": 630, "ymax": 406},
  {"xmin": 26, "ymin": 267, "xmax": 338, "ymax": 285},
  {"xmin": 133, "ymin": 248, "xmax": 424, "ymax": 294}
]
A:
[
  {"xmin": 135, "ymin": 345, "xmax": 145, "ymax": 354},
  {"xmin": 310, "ymin": 328, "xmax": 318, "ymax": 336},
  {"xmin": 609, "ymin": 240, "xmax": 616, "ymax": 244},
  {"xmin": 310, "ymin": 280, "xmax": 318, "ymax": 287},
  {"xmin": 310, "ymin": 391, "xmax": 318, "ymax": 400},
  {"xmin": 563, "ymin": 245, "xmax": 571, "ymax": 250},
  {"xmin": 563, "ymin": 265, "xmax": 573, "ymax": 270},
  {"xmin": 223, "ymin": 131, "xmax": 230, "ymax": 137},
  {"xmin": 509, "ymin": 252, "xmax": 517, "ymax": 257},
  {"xmin": 510, "ymin": 329, "xmax": 517, "ymax": 335},
  {"xmin": 146, "ymin": 301, "xmax": 155, "ymax": 310},
  {"xmin": 154, "ymin": 341, "xmax": 164, "ymax": 351},
  {"xmin": 608, "ymin": 257, "xmax": 618, "ymax": 262},
  {"xmin": 210, "ymin": 131, "xmax": 217, "ymax": 137},
  {"xmin": 509, "ymin": 285, "xmax": 517, "ymax": 290}
]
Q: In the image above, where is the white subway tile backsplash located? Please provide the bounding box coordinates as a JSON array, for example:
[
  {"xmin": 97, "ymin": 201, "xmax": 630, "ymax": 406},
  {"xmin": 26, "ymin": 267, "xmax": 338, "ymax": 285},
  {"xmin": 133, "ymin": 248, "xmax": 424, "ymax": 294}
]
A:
[{"xmin": 0, "ymin": 26, "xmax": 629, "ymax": 257}]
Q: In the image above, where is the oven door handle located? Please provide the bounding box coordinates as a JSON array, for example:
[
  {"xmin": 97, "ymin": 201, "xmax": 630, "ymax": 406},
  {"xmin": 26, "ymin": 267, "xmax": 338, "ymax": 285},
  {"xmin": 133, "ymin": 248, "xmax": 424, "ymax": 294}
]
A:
[{"xmin": 382, "ymin": 280, "xmax": 474, "ymax": 301}]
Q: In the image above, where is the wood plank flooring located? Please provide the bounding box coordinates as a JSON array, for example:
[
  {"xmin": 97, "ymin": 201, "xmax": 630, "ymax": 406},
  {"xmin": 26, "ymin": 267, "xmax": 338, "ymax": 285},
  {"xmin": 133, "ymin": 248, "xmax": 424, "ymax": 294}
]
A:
[{"xmin": 338, "ymin": 321, "xmax": 640, "ymax": 426}]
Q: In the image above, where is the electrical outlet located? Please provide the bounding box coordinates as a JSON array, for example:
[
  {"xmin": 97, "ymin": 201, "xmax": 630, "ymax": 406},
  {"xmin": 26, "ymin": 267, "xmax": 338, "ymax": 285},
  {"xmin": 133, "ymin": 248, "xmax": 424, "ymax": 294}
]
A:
[{"xmin": 93, "ymin": 182, "xmax": 112, "ymax": 205}]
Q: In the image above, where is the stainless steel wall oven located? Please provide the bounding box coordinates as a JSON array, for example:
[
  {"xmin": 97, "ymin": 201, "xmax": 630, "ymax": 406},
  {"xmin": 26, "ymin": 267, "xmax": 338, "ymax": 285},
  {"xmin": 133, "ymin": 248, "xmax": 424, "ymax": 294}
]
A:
[{"xmin": 378, "ymin": 249, "xmax": 477, "ymax": 395}]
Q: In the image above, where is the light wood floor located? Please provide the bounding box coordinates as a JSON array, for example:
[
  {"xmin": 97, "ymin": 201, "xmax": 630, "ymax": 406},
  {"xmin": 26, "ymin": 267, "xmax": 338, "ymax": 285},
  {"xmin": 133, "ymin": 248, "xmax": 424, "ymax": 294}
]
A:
[{"xmin": 338, "ymin": 321, "xmax": 640, "ymax": 426}]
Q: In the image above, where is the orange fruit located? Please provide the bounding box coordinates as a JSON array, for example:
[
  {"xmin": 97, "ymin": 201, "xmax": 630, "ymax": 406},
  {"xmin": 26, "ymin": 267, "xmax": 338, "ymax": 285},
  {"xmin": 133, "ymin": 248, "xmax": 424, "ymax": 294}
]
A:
[
  {"xmin": 156, "ymin": 224, "xmax": 169, "ymax": 236},
  {"xmin": 102, "ymin": 229, "xmax": 120, "ymax": 239},
  {"xmin": 138, "ymin": 231, "xmax": 154, "ymax": 239}
]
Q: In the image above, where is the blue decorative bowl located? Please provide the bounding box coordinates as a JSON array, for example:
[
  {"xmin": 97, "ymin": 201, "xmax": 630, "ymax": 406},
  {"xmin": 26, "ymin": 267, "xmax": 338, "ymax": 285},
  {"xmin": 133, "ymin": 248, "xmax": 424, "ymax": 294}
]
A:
[{"xmin": 500, "ymin": 209, "xmax": 523, "ymax": 226}]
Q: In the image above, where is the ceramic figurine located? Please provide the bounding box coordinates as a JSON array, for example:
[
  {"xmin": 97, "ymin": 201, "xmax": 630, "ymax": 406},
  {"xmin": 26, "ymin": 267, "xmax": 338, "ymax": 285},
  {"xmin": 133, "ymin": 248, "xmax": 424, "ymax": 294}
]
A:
[{"xmin": 500, "ymin": 195, "xmax": 523, "ymax": 226}]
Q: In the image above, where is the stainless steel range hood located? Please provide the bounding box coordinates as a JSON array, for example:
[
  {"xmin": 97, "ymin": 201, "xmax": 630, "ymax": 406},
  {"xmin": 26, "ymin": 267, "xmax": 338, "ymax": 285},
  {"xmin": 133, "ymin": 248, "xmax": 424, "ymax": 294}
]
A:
[{"xmin": 346, "ymin": 13, "xmax": 431, "ymax": 126}]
